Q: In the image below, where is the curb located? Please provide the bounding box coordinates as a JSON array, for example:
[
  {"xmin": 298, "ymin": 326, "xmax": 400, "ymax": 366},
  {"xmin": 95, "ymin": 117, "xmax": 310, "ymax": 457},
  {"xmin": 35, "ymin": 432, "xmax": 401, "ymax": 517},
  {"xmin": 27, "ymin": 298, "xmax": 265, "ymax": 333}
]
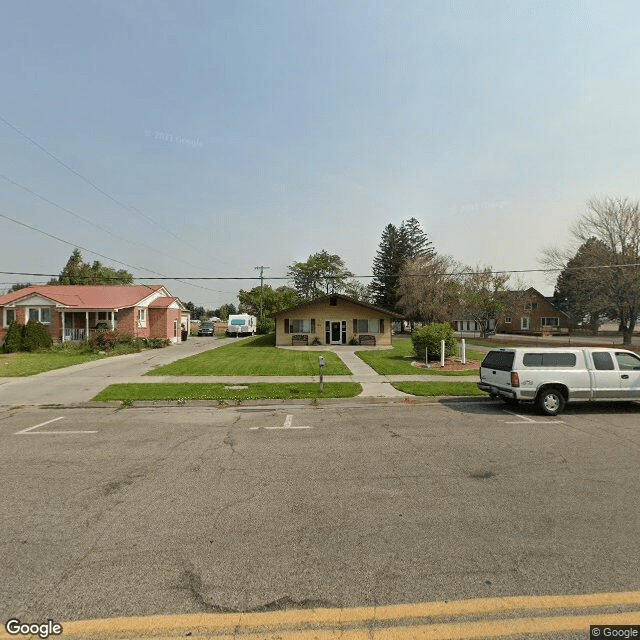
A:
[{"xmin": 2, "ymin": 396, "xmax": 493, "ymax": 410}]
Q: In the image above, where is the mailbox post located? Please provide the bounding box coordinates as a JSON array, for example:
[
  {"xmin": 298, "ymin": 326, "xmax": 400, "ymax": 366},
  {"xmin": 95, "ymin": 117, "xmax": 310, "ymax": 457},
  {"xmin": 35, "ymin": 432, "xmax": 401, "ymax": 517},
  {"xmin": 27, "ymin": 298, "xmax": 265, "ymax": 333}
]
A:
[{"xmin": 318, "ymin": 355, "xmax": 326, "ymax": 392}]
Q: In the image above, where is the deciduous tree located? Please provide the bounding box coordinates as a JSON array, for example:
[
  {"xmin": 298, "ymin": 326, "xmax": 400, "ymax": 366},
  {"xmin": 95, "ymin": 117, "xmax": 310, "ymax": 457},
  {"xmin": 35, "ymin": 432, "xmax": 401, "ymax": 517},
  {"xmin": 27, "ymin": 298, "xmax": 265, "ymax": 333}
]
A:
[
  {"xmin": 287, "ymin": 250, "xmax": 354, "ymax": 299},
  {"xmin": 49, "ymin": 249, "xmax": 134, "ymax": 285}
]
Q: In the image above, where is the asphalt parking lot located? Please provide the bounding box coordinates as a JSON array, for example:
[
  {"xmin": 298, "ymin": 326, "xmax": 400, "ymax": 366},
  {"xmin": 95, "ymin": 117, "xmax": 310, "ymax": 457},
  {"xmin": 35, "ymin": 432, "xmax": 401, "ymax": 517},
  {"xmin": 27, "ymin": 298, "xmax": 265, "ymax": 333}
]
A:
[{"xmin": 1, "ymin": 399, "xmax": 638, "ymax": 629}]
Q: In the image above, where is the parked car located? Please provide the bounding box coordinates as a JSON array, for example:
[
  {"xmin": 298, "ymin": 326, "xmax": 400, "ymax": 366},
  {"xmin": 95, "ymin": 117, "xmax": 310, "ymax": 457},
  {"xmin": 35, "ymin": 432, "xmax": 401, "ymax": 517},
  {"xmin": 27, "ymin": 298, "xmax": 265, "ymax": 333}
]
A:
[
  {"xmin": 197, "ymin": 321, "xmax": 216, "ymax": 336},
  {"xmin": 478, "ymin": 347, "xmax": 640, "ymax": 416}
]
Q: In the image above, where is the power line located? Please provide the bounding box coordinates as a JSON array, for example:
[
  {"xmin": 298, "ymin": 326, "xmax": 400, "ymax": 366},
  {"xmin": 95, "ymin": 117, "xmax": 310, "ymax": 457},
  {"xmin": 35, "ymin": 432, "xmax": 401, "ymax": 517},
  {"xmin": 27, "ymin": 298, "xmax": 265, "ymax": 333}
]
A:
[
  {"xmin": 0, "ymin": 212, "xmax": 226, "ymax": 294},
  {"xmin": 0, "ymin": 172, "xmax": 207, "ymax": 272},
  {"xmin": 0, "ymin": 112, "xmax": 232, "ymax": 268},
  {"xmin": 2, "ymin": 262, "xmax": 640, "ymax": 282}
]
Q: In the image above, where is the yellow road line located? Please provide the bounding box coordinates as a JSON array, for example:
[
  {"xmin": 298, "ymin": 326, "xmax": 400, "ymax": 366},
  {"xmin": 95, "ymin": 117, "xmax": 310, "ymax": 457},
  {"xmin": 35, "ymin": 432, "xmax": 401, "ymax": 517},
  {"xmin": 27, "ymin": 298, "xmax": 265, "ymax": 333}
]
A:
[
  {"xmin": 54, "ymin": 611, "xmax": 640, "ymax": 640},
  {"xmin": 48, "ymin": 590, "xmax": 640, "ymax": 639}
]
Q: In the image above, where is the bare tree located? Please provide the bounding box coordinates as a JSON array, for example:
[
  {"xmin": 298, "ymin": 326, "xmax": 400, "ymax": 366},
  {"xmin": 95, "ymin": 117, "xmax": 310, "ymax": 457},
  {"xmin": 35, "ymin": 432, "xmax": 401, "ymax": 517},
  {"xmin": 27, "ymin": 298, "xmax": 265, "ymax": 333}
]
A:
[
  {"xmin": 397, "ymin": 254, "xmax": 461, "ymax": 324},
  {"xmin": 458, "ymin": 266, "xmax": 510, "ymax": 337},
  {"xmin": 547, "ymin": 196, "xmax": 640, "ymax": 343}
]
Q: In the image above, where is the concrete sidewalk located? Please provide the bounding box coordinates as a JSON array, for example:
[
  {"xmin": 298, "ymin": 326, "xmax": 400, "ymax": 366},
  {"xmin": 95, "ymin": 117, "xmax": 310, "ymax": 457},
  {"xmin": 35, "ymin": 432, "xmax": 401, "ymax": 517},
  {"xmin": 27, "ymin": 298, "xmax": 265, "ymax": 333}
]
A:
[{"xmin": 0, "ymin": 338, "xmax": 478, "ymax": 406}]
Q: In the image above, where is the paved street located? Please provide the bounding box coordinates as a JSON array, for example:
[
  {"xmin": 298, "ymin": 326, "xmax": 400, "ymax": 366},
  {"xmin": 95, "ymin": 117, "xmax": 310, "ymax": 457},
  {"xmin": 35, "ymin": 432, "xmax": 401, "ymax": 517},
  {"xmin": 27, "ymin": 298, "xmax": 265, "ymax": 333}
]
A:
[{"xmin": 1, "ymin": 400, "xmax": 638, "ymax": 638}]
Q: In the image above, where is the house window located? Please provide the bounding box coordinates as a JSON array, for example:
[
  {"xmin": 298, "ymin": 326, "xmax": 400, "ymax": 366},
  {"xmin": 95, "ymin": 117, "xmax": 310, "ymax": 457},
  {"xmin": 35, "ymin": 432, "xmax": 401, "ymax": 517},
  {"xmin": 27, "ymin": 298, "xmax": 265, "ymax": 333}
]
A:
[
  {"xmin": 356, "ymin": 319, "xmax": 381, "ymax": 333},
  {"xmin": 290, "ymin": 319, "xmax": 311, "ymax": 333},
  {"xmin": 541, "ymin": 317, "xmax": 559, "ymax": 327},
  {"xmin": 330, "ymin": 297, "xmax": 337, "ymax": 306},
  {"xmin": 3, "ymin": 309, "xmax": 16, "ymax": 327},
  {"xmin": 137, "ymin": 308, "xmax": 147, "ymax": 326},
  {"xmin": 524, "ymin": 302, "xmax": 539, "ymax": 311},
  {"xmin": 504, "ymin": 317, "xmax": 512, "ymax": 324},
  {"xmin": 27, "ymin": 308, "xmax": 51, "ymax": 324},
  {"xmin": 98, "ymin": 311, "xmax": 108, "ymax": 321}
]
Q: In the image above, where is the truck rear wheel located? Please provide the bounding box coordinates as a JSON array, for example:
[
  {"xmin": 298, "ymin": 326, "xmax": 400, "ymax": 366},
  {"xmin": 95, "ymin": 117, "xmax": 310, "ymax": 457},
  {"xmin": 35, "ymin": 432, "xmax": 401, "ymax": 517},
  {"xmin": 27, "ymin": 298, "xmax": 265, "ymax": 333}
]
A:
[{"xmin": 537, "ymin": 387, "xmax": 565, "ymax": 416}]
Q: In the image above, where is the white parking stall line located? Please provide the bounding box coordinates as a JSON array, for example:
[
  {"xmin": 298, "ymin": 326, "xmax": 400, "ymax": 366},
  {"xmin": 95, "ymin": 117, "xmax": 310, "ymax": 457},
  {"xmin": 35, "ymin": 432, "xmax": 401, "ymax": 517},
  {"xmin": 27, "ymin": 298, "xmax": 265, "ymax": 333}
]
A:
[
  {"xmin": 15, "ymin": 416, "xmax": 98, "ymax": 435},
  {"xmin": 502, "ymin": 410, "xmax": 564, "ymax": 425},
  {"xmin": 249, "ymin": 414, "xmax": 312, "ymax": 431}
]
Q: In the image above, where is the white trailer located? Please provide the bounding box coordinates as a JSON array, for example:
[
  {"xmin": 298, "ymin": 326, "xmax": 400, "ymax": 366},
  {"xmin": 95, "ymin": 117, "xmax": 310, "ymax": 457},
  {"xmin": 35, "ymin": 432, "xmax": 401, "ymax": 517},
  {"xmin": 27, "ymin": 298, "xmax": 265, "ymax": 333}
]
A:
[{"xmin": 227, "ymin": 314, "xmax": 257, "ymax": 336}]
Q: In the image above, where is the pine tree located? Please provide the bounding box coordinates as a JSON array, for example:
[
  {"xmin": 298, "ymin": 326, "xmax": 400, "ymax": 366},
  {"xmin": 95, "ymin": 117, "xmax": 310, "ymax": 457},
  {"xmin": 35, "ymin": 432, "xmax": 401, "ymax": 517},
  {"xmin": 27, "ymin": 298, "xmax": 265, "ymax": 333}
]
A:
[
  {"xmin": 371, "ymin": 219, "xmax": 435, "ymax": 310},
  {"xmin": 400, "ymin": 217, "xmax": 434, "ymax": 258},
  {"xmin": 371, "ymin": 224, "xmax": 404, "ymax": 310}
]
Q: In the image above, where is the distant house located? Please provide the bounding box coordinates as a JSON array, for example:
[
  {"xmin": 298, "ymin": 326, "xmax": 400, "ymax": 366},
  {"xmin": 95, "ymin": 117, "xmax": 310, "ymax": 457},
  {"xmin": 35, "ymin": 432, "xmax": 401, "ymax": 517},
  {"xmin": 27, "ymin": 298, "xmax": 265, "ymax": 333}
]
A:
[
  {"xmin": 498, "ymin": 287, "xmax": 574, "ymax": 334},
  {"xmin": 0, "ymin": 284, "xmax": 191, "ymax": 345},
  {"xmin": 272, "ymin": 294, "xmax": 404, "ymax": 346},
  {"xmin": 453, "ymin": 287, "xmax": 574, "ymax": 335}
]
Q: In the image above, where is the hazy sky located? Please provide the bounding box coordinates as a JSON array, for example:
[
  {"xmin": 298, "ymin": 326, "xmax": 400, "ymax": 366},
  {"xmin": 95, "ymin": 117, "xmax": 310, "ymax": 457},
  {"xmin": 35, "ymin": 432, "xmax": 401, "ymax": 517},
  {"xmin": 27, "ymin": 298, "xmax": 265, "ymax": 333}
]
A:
[{"xmin": 2, "ymin": 0, "xmax": 640, "ymax": 307}]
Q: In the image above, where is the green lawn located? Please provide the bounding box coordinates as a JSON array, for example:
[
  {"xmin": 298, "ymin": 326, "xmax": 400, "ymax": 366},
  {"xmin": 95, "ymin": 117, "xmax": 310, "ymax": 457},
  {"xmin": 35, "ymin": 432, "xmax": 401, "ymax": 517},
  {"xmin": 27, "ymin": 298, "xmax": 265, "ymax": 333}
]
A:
[
  {"xmin": 356, "ymin": 338, "xmax": 483, "ymax": 376},
  {"xmin": 147, "ymin": 334, "xmax": 351, "ymax": 376},
  {"xmin": 0, "ymin": 350, "xmax": 108, "ymax": 377},
  {"xmin": 93, "ymin": 382, "xmax": 362, "ymax": 402},
  {"xmin": 393, "ymin": 381, "xmax": 488, "ymax": 397}
]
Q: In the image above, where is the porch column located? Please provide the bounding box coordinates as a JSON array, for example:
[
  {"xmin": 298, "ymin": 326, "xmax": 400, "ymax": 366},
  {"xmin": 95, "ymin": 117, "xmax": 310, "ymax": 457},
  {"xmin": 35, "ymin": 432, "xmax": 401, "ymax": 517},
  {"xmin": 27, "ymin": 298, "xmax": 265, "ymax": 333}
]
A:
[
  {"xmin": 85, "ymin": 312, "xmax": 89, "ymax": 339},
  {"xmin": 110, "ymin": 311, "xmax": 115, "ymax": 330},
  {"xmin": 61, "ymin": 310, "xmax": 66, "ymax": 342}
]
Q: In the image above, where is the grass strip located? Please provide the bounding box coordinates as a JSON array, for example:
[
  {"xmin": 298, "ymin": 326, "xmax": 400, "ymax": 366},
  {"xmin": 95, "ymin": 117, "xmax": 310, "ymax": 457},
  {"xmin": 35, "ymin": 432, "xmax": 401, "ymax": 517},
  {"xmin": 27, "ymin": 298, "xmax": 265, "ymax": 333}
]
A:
[
  {"xmin": 356, "ymin": 338, "xmax": 482, "ymax": 376},
  {"xmin": 393, "ymin": 381, "xmax": 488, "ymax": 397},
  {"xmin": 0, "ymin": 351, "xmax": 107, "ymax": 377},
  {"xmin": 92, "ymin": 382, "xmax": 362, "ymax": 402},
  {"xmin": 148, "ymin": 334, "xmax": 351, "ymax": 376}
]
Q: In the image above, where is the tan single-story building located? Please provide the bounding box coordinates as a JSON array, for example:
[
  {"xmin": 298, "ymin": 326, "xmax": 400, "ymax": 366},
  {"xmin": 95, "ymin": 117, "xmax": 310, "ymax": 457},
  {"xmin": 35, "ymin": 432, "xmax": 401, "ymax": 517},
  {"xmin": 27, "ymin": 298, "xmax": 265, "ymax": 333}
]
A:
[{"xmin": 272, "ymin": 294, "xmax": 404, "ymax": 346}]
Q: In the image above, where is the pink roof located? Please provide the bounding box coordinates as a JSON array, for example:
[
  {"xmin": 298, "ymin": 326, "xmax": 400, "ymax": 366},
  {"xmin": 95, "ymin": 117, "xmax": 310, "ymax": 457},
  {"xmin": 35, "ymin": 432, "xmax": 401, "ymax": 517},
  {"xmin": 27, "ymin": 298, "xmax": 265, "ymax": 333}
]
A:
[
  {"xmin": 149, "ymin": 296, "xmax": 176, "ymax": 309},
  {"xmin": 0, "ymin": 285, "xmax": 164, "ymax": 310}
]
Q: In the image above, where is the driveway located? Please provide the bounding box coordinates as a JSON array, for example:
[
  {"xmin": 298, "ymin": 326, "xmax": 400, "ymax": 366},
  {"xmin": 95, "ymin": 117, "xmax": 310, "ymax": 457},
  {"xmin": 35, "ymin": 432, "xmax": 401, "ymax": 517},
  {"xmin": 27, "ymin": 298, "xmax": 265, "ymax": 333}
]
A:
[{"xmin": 0, "ymin": 337, "xmax": 238, "ymax": 406}]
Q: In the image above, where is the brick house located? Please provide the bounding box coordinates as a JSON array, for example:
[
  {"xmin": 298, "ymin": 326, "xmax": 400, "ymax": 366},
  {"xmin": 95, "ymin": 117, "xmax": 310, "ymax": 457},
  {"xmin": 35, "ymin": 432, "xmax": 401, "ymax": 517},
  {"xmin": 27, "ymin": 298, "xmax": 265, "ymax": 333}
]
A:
[
  {"xmin": 453, "ymin": 287, "xmax": 574, "ymax": 335},
  {"xmin": 272, "ymin": 294, "xmax": 404, "ymax": 346},
  {"xmin": 0, "ymin": 285, "xmax": 190, "ymax": 345},
  {"xmin": 497, "ymin": 287, "xmax": 574, "ymax": 334}
]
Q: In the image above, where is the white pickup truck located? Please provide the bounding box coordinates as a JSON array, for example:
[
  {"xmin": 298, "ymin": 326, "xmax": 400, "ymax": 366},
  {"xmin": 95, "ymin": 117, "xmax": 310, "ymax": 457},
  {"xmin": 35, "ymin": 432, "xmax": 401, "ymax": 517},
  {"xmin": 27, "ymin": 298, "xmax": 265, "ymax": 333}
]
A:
[{"xmin": 478, "ymin": 347, "xmax": 640, "ymax": 415}]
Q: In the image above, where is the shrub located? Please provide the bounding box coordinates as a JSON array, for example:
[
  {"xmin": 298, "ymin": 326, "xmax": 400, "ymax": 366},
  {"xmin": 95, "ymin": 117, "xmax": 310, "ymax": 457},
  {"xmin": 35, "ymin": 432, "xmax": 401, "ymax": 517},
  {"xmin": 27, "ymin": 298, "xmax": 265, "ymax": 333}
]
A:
[
  {"xmin": 22, "ymin": 321, "xmax": 53, "ymax": 352},
  {"xmin": 88, "ymin": 329, "xmax": 119, "ymax": 351},
  {"xmin": 142, "ymin": 337, "xmax": 168, "ymax": 349},
  {"xmin": 256, "ymin": 317, "xmax": 275, "ymax": 335},
  {"xmin": 3, "ymin": 321, "xmax": 24, "ymax": 353},
  {"xmin": 411, "ymin": 323, "xmax": 458, "ymax": 361}
]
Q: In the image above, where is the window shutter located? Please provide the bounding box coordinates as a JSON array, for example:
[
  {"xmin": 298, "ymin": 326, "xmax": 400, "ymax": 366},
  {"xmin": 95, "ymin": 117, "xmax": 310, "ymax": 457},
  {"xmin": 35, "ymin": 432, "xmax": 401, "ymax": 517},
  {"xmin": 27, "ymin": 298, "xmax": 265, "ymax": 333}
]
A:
[
  {"xmin": 380, "ymin": 319, "xmax": 384, "ymax": 333},
  {"xmin": 311, "ymin": 318, "xmax": 315, "ymax": 333},
  {"xmin": 284, "ymin": 318, "xmax": 289, "ymax": 334},
  {"xmin": 353, "ymin": 319, "xmax": 358, "ymax": 333}
]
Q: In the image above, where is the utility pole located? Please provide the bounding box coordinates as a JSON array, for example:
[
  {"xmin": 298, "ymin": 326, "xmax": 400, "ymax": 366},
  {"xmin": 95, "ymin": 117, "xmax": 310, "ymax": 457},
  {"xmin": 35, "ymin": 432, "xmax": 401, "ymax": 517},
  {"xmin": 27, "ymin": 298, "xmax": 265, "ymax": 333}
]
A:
[{"xmin": 254, "ymin": 265, "xmax": 270, "ymax": 318}]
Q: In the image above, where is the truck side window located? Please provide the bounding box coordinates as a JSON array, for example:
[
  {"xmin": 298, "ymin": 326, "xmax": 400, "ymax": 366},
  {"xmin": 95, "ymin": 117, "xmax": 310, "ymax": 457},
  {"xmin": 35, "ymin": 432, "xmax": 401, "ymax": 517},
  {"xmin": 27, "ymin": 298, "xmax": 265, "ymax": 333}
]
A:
[
  {"xmin": 592, "ymin": 352, "xmax": 614, "ymax": 370},
  {"xmin": 522, "ymin": 353, "xmax": 576, "ymax": 367},
  {"xmin": 615, "ymin": 352, "xmax": 640, "ymax": 370}
]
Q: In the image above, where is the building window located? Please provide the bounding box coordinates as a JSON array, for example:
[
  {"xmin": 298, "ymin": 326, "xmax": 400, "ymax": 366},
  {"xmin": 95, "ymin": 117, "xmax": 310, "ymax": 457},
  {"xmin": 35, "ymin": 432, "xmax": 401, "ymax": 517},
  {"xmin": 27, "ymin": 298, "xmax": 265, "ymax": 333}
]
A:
[
  {"xmin": 541, "ymin": 317, "xmax": 559, "ymax": 327},
  {"xmin": 330, "ymin": 297, "xmax": 337, "ymax": 306},
  {"xmin": 137, "ymin": 308, "xmax": 147, "ymax": 326},
  {"xmin": 98, "ymin": 311, "xmax": 108, "ymax": 321},
  {"xmin": 504, "ymin": 317, "xmax": 512, "ymax": 324},
  {"xmin": 290, "ymin": 319, "xmax": 311, "ymax": 333},
  {"xmin": 26, "ymin": 308, "xmax": 51, "ymax": 324},
  {"xmin": 356, "ymin": 319, "xmax": 381, "ymax": 333},
  {"xmin": 3, "ymin": 309, "xmax": 15, "ymax": 327}
]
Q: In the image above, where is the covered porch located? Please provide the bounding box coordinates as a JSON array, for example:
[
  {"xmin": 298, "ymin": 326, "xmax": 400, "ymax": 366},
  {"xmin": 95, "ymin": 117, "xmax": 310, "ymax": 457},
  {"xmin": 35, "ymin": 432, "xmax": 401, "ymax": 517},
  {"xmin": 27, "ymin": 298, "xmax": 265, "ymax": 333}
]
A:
[{"xmin": 62, "ymin": 310, "xmax": 117, "ymax": 342}]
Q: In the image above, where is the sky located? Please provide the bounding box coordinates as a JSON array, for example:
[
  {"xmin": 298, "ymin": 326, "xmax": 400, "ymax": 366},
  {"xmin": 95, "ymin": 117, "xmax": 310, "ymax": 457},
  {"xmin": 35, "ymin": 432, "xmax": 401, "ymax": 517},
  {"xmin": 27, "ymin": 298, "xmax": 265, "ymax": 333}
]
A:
[{"xmin": 2, "ymin": 0, "xmax": 640, "ymax": 308}]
